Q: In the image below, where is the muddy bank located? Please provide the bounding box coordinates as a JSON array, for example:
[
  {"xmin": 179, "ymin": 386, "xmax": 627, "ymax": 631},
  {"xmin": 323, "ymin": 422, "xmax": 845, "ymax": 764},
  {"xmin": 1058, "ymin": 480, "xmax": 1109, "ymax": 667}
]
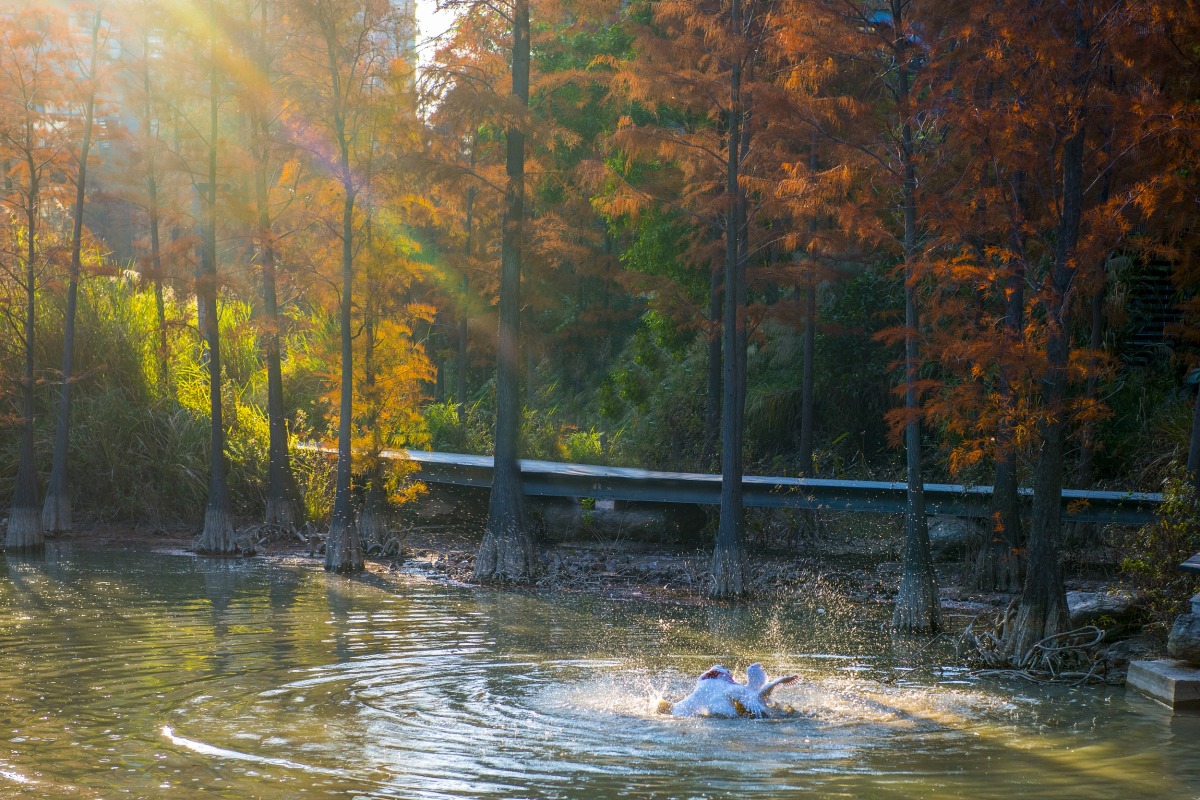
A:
[{"xmin": 36, "ymin": 513, "xmax": 1160, "ymax": 681}]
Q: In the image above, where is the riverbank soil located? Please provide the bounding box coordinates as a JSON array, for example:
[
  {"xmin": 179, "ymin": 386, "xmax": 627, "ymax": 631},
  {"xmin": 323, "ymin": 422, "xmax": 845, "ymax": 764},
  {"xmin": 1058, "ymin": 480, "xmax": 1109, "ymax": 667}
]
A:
[{"xmin": 50, "ymin": 507, "xmax": 1156, "ymax": 681}]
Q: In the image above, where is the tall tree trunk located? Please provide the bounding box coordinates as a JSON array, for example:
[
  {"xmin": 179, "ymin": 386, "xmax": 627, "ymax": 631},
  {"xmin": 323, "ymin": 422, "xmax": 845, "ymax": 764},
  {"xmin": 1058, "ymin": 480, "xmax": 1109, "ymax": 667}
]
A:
[
  {"xmin": 359, "ymin": 302, "xmax": 387, "ymax": 546},
  {"xmin": 319, "ymin": 3, "xmax": 363, "ymax": 573},
  {"xmin": 1075, "ymin": 287, "xmax": 1104, "ymax": 486},
  {"xmin": 1007, "ymin": 121, "xmax": 1085, "ymax": 659},
  {"xmin": 195, "ymin": 21, "xmax": 240, "ymax": 556},
  {"xmin": 976, "ymin": 238, "xmax": 1026, "ymax": 592},
  {"xmin": 259, "ymin": 197, "xmax": 300, "ymax": 529},
  {"xmin": 458, "ymin": 182, "xmax": 474, "ymax": 423},
  {"xmin": 7, "ymin": 182, "xmax": 43, "ymax": 551},
  {"xmin": 474, "ymin": 0, "xmax": 535, "ymax": 583},
  {"xmin": 798, "ymin": 271, "xmax": 816, "ymax": 476},
  {"xmin": 360, "ymin": 477, "xmax": 387, "ymax": 548},
  {"xmin": 149, "ymin": 178, "xmax": 170, "ymax": 389},
  {"xmin": 44, "ymin": 8, "xmax": 102, "ymax": 535},
  {"xmin": 326, "ymin": 181, "xmax": 362, "ymax": 573},
  {"xmin": 706, "ymin": 254, "xmax": 722, "ymax": 460},
  {"xmin": 892, "ymin": 24, "xmax": 940, "ymax": 633},
  {"xmin": 711, "ymin": 4, "xmax": 747, "ymax": 599},
  {"xmin": 140, "ymin": 28, "xmax": 170, "ymax": 391},
  {"xmin": 254, "ymin": 0, "xmax": 301, "ymax": 530},
  {"xmin": 1009, "ymin": 326, "xmax": 1071, "ymax": 659}
]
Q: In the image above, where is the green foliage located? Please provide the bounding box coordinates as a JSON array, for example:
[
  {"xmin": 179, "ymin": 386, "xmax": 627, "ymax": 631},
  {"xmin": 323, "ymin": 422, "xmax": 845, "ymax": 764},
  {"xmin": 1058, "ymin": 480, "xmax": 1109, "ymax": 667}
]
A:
[
  {"xmin": 0, "ymin": 277, "xmax": 331, "ymax": 526},
  {"xmin": 596, "ymin": 319, "xmax": 709, "ymax": 470},
  {"xmin": 812, "ymin": 265, "xmax": 899, "ymax": 461},
  {"xmin": 618, "ymin": 210, "xmax": 706, "ymax": 305},
  {"xmin": 67, "ymin": 389, "xmax": 210, "ymax": 524},
  {"xmin": 562, "ymin": 427, "xmax": 606, "ymax": 464},
  {"xmin": 425, "ymin": 399, "xmax": 494, "ymax": 455},
  {"xmin": 1121, "ymin": 467, "xmax": 1200, "ymax": 632},
  {"xmin": 422, "ymin": 398, "xmax": 619, "ymax": 466},
  {"xmin": 224, "ymin": 399, "xmax": 270, "ymax": 513},
  {"xmin": 291, "ymin": 414, "xmax": 337, "ymax": 526},
  {"xmin": 522, "ymin": 405, "xmax": 563, "ymax": 461},
  {"xmin": 1097, "ymin": 361, "xmax": 1193, "ymax": 489}
]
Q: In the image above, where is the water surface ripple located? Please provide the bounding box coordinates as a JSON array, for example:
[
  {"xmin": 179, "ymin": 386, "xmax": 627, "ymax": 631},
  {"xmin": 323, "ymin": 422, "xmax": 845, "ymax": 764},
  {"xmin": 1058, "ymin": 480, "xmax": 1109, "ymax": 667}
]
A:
[{"xmin": 0, "ymin": 542, "xmax": 1196, "ymax": 799}]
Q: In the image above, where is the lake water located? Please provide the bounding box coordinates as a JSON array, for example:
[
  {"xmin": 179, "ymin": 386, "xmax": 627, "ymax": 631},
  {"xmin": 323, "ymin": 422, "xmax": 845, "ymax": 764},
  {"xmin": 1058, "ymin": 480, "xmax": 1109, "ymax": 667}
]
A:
[{"xmin": 0, "ymin": 542, "xmax": 1196, "ymax": 799}]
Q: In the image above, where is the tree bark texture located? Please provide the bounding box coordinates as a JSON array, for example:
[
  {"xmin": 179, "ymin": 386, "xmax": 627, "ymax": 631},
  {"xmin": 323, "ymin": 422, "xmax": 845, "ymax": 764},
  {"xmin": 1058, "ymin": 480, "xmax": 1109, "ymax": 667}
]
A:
[
  {"xmin": 261, "ymin": 239, "xmax": 301, "ymax": 529},
  {"xmin": 7, "ymin": 161, "xmax": 43, "ymax": 551},
  {"xmin": 320, "ymin": 5, "xmax": 363, "ymax": 573},
  {"xmin": 458, "ymin": 182, "xmax": 474, "ymax": 423},
  {"xmin": 255, "ymin": 1, "xmax": 302, "ymax": 530},
  {"xmin": 798, "ymin": 272, "xmax": 816, "ymax": 476},
  {"xmin": 475, "ymin": 0, "xmax": 536, "ymax": 583},
  {"xmin": 140, "ymin": 28, "xmax": 170, "ymax": 391},
  {"xmin": 326, "ymin": 186, "xmax": 362, "ymax": 573},
  {"xmin": 891, "ymin": 28, "xmax": 940, "ymax": 633},
  {"xmin": 44, "ymin": 8, "xmax": 102, "ymax": 535},
  {"xmin": 195, "ymin": 34, "xmax": 241, "ymax": 557},
  {"xmin": 711, "ymin": 7, "xmax": 748, "ymax": 599},
  {"xmin": 975, "ymin": 247, "xmax": 1026, "ymax": 592},
  {"xmin": 1007, "ymin": 116, "xmax": 1086, "ymax": 658},
  {"xmin": 975, "ymin": 443, "xmax": 1023, "ymax": 591},
  {"xmin": 706, "ymin": 255, "xmax": 722, "ymax": 459},
  {"xmin": 359, "ymin": 304, "xmax": 389, "ymax": 546}
]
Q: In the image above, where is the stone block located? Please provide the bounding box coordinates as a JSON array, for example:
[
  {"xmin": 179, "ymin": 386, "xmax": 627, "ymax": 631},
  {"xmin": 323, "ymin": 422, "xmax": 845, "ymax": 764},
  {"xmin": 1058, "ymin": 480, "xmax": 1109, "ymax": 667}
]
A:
[{"xmin": 1127, "ymin": 660, "xmax": 1200, "ymax": 709}]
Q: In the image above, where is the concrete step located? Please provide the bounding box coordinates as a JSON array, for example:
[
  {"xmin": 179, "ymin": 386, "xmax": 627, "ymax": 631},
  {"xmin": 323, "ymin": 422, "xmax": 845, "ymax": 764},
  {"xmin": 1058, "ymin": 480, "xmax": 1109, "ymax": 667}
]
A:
[{"xmin": 1127, "ymin": 659, "xmax": 1200, "ymax": 709}]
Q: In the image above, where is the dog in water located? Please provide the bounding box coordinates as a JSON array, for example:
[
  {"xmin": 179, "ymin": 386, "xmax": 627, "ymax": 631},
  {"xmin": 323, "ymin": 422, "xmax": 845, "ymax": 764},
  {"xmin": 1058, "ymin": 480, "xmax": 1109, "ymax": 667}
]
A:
[{"xmin": 657, "ymin": 663, "xmax": 799, "ymax": 718}]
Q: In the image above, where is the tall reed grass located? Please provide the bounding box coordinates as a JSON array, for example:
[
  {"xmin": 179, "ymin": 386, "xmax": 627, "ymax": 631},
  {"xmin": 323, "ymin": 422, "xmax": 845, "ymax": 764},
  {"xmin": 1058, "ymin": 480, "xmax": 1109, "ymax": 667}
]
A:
[{"xmin": 0, "ymin": 276, "xmax": 328, "ymax": 526}]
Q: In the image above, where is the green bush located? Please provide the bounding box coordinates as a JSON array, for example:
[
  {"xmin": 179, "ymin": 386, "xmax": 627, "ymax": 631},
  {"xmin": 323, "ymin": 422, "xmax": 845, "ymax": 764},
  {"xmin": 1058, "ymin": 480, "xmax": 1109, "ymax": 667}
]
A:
[
  {"xmin": 0, "ymin": 277, "xmax": 333, "ymax": 526},
  {"xmin": 562, "ymin": 428, "xmax": 605, "ymax": 464},
  {"xmin": 1122, "ymin": 467, "xmax": 1200, "ymax": 634},
  {"xmin": 1099, "ymin": 362, "xmax": 1193, "ymax": 490},
  {"xmin": 594, "ymin": 320, "xmax": 708, "ymax": 471},
  {"xmin": 425, "ymin": 399, "xmax": 494, "ymax": 455},
  {"xmin": 68, "ymin": 389, "xmax": 210, "ymax": 524},
  {"xmin": 292, "ymin": 424, "xmax": 337, "ymax": 525},
  {"xmin": 522, "ymin": 406, "xmax": 562, "ymax": 461}
]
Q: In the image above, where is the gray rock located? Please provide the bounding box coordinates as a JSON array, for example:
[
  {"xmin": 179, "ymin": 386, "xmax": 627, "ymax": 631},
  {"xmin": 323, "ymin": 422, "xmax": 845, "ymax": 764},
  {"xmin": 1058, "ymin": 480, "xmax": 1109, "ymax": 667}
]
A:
[
  {"xmin": 927, "ymin": 516, "xmax": 979, "ymax": 562},
  {"xmin": 1169, "ymin": 614, "xmax": 1200, "ymax": 665},
  {"xmin": 1066, "ymin": 589, "xmax": 1139, "ymax": 627},
  {"xmin": 1099, "ymin": 637, "xmax": 1152, "ymax": 678}
]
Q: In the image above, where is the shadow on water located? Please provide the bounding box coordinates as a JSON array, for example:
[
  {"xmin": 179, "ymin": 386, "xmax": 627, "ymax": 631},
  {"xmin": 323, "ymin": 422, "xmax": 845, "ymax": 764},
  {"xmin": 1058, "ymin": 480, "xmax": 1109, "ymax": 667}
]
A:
[{"xmin": 0, "ymin": 544, "xmax": 1198, "ymax": 799}]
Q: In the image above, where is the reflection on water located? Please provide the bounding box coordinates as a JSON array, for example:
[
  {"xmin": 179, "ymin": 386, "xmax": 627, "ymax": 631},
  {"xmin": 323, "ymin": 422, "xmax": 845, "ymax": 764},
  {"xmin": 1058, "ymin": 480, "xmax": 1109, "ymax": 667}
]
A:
[{"xmin": 0, "ymin": 542, "xmax": 1197, "ymax": 799}]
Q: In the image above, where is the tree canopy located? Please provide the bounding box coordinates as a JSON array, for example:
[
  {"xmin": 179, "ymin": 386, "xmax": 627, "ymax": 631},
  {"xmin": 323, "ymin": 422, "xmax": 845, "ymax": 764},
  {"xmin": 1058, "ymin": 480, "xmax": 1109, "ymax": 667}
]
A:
[{"xmin": 0, "ymin": 0, "xmax": 1197, "ymax": 645}]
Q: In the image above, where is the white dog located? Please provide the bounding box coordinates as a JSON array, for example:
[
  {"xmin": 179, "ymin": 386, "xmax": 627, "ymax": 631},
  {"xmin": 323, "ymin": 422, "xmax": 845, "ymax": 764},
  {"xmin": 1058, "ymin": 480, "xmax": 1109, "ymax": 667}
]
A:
[{"xmin": 658, "ymin": 663, "xmax": 799, "ymax": 718}]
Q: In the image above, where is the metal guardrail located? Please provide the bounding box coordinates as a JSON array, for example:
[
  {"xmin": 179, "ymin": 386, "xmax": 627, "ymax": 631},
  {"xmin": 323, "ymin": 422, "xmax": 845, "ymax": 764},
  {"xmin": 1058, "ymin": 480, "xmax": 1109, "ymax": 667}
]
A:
[{"xmin": 359, "ymin": 448, "xmax": 1160, "ymax": 526}]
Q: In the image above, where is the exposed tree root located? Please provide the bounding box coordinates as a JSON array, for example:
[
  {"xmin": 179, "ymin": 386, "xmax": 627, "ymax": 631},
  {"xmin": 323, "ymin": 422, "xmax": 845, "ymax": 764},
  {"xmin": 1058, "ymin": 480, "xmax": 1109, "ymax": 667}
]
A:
[{"xmin": 960, "ymin": 600, "xmax": 1107, "ymax": 685}]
